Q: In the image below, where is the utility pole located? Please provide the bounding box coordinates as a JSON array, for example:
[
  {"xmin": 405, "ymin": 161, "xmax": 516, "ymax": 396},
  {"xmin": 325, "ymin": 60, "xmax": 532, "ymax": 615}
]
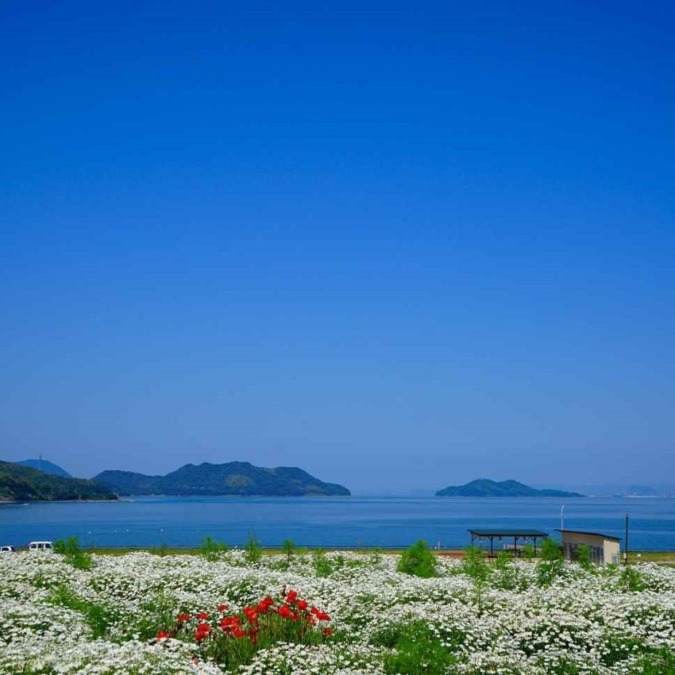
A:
[
  {"xmin": 560, "ymin": 505, "xmax": 565, "ymax": 530},
  {"xmin": 624, "ymin": 513, "xmax": 629, "ymax": 565}
]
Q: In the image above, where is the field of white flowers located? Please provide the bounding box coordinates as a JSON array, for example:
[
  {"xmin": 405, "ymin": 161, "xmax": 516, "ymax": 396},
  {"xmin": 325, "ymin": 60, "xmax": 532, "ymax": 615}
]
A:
[{"xmin": 1, "ymin": 547, "xmax": 674, "ymax": 674}]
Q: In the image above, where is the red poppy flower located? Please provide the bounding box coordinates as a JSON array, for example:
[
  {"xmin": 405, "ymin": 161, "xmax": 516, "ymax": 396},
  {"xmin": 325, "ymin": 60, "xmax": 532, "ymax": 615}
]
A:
[
  {"xmin": 296, "ymin": 599, "xmax": 308, "ymax": 610},
  {"xmin": 156, "ymin": 631, "xmax": 171, "ymax": 640},
  {"xmin": 194, "ymin": 624, "xmax": 212, "ymax": 642},
  {"xmin": 257, "ymin": 596, "xmax": 275, "ymax": 613},
  {"xmin": 217, "ymin": 604, "xmax": 228, "ymax": 612},
  {"xmin": 177, "ymin": 613, "xmax": 190, "ymax": 623},
  {"xmin": 244, "ymin": 608, "xmax": 258, "ymax": 622},
  {"xmin": 323, "ymin": 627, "xmax": 334, "ymax": 637},
  {"xmin": 220, "ymin": 616, "xmax": 241, "ymax": 630},
  {"xmin": 286, "ymin": 589, "xmax": 298, "ymax": 603},
  {"xmin": 196, "ymin": 612, "xmax": 209, "ymax": 621}
]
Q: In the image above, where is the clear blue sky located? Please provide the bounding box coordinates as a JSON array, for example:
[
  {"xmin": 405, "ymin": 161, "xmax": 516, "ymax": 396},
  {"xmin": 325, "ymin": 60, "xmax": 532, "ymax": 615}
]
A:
[{"xmin": 2, "ymin": 1, "xmax": 674, "ymax": 493}]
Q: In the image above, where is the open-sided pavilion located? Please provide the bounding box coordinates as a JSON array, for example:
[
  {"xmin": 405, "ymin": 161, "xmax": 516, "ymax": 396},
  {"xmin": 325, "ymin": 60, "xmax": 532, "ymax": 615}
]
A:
[{"xmin": 468, "ymin": 529, "xmax": 549, "ymax": 557}]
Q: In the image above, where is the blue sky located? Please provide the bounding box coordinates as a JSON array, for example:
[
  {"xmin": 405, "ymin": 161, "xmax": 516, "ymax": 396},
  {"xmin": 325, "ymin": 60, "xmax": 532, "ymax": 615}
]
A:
[{"xmin": 2, "ymin": 1, "xmax": 674, "ymax": 493}]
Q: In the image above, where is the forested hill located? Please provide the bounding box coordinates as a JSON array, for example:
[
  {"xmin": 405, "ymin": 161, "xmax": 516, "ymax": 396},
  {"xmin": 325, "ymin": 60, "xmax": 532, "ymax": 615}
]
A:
[
  {"xmin": 94, "ymin": 461, "xmax": 351, "ymax": 497},
  {"xmin": 0, "ymin": 461, "xmax": 117, "ymax": 501},
  {"xmin": 436, "ymin": 478, "xmax": 583, "ymax": 497},
  {"xmin": 15, "ymin": 459, "xmax": 72, "ymax": 478}
]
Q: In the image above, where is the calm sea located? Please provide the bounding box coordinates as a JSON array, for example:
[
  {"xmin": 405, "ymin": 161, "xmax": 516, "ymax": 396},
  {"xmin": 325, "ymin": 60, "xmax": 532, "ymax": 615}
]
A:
[{"xmin": 1, "ymin": 496, "xmax": 674, "ymax": 551}]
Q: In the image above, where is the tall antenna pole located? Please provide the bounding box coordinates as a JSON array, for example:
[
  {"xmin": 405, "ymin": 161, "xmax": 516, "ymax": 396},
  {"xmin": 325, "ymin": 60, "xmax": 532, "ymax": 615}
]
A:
[
  {"xmin": 560, "ymin": 505, "xmax": 565, "ymax": 530},
  {"xmin": 624, "ymin": 512, "xmax": 629, "ymax": 565}
]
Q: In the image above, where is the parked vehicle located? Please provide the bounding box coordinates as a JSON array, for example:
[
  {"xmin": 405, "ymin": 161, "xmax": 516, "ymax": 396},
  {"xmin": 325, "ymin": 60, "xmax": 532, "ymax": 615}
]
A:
[
  {"xmin": 0, "ymin": 545, "xmax": 16, "ymax": 553},
  {"xmin": 27, "ymin": 541, "xmax": 53, "ymax": 551}
]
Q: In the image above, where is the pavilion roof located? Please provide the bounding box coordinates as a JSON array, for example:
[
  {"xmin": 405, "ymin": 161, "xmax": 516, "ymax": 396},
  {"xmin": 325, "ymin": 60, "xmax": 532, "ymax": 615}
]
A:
[
  {"xmin": 468, "ymin": 529, "xmax": 549, "ymax": 537},
  {"xmin": 556, "ymin": 529, "xmax": 621, "ymax": 542}
]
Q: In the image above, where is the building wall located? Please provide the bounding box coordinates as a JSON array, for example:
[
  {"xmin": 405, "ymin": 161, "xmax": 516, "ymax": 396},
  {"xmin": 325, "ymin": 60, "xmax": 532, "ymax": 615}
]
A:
[
  {"xmin": 561, "ymin": 532, "xmax": 620, "ymax": 565},
  {"xmin": 603, "ymin": 540, "xmax": 620, "ymax": 565}
]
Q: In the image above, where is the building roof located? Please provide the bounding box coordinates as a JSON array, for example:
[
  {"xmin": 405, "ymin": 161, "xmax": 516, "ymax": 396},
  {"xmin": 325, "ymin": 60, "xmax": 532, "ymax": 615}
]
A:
[
  {"xmin": 556, "ymin": 529, "xmax": 621, "ymax": 542},
  {"xmin": 468, "ymin": 529, "xmax": 549, "ymax": 537}
]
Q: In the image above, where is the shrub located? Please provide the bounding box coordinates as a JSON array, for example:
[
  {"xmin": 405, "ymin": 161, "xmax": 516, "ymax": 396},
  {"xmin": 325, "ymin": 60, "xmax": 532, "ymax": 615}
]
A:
[
  {"xmin": 461, "ymin": 546, "xmax": 490, "ymax": 583},
  {"xmin": 282, "ymin": 538, "xmax": 295, "ymax": 561},
  {"xmin": 620, "ymin": 565, "xmax": 645, "ymax": 591},
  {"xmin": 576, "ymin": 543, "xmax": 593, "ymax": 570},
  {"xmin": 540, "ymin": 538, "xmax": 563, "ymax": 561},
  {"xmin": 312, "ymin": 549, "xmax": 333, "ymax": 577},
  {"xmin": 201, "ymin": 537, "xmax": 228, "ymax": 561},
  {"xmin": 397, "ymin": 540, "xmax": 438, "ymax": 578},
  {"xmin": 53, "ymin": 537, "xmax": 93, "ymax": 570},
  {"xmin": 243, "ymin": 531, "xmax": 262, "ymax": 564}
]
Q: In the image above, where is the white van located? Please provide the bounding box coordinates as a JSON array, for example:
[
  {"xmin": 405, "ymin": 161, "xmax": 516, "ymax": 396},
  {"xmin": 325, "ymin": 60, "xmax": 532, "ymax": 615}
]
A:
[
  {"xmin": 28, "ymin": 541, "xmax": 53, "ymax": 552},
  {"xmin": 0, "ymin": 545, "xmax": 16, "ymax": 553}
]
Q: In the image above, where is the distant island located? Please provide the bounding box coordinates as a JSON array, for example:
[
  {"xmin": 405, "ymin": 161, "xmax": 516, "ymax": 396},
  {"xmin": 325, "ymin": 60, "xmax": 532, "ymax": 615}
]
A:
[
  {"xmin": 436, "ymin": 479, "xmax": 584, "ymax": 498},
  {"xmin": 94, "ymin": 461, "xmax": 351, "ymax": 497},
  {"xmin": 15, "ymin": 458, "xmax": 72, "ymax": 478},
  {"xmin": 0, "ymin": 460, "xmax": 117, "ymax": 502}
]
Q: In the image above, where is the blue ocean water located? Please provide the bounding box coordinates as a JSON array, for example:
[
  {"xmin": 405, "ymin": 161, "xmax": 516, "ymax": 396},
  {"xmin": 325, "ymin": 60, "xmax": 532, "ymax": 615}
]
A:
[{"xmin": 1, "ymin": 496, "xmax": 674, "ymax": 550}]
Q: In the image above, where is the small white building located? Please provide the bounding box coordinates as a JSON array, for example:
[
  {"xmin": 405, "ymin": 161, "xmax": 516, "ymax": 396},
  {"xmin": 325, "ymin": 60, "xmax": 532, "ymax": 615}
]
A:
[{"xmin": 557, "ymin": 529, "xmax": 620, "ymax": 565}]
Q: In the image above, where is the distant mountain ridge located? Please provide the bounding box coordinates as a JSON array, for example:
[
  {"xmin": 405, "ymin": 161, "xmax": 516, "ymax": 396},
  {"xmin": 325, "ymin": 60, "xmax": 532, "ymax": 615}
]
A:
[
  {"xmin": 0, "ymin": 460, "xmax": 116, "ymax": 502},
  {"xmin": 436, "ymin": 478, "xmax": 583, "ymax": 498},
  {"xmin": 94, "ymin": 461, "xmax": 351, "ymax": 497},
  {"xmin": 15, "ymin": 459, "xmax": 72, "ymax": 478}
]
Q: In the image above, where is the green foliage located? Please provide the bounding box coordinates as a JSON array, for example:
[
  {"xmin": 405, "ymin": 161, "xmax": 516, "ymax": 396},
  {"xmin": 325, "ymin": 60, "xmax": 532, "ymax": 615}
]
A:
[
  {"xmin": 373, "ymin": 620, "xmax": 457, "ymax": 674},
  {"xmin": 0, "ymin": 460, "xmax": 116, "ymax": 502},
  {"xmin": 461, "ymin": 546, "xmax": 491, "ymax": 583},
  {"xmin": 396, "ymin": 540, "xmax": 438, "ymax": 578},
  {"xmin": 631, "ymin": 646, "xmax": 675, "ymax": 674},
  {"xmin": 47, "ymin": 584, "xmax": 117, "ymax": 639},
  {"xmin": 154, "ymin": 542, "xmax": 170, "ymax": 557},
  {"xmin": 540, "ymin": 538, "xmax": 564, "ymax": 561},
  {"xmin": 243, "ymin": 531, "xmax": 262, "ymax": 564},
  {"xmin": 200, "ymin": 537, "xmax": 229, "ymax": 561},
  {"xmin": 54, "ymin": 537, "xmax": 93, "ymax": 570},
  {"xmin": 534, "ymin": 538, "xmax": 565, "ymax": 586},
  {"xmin": 312, "ymin": 549, "xmax": 333, "ymax": 577},
  {"xmin": 576, "ymin": 544, "xmax": 593, "ymax": 570},
  {"xmin": 492, "ymin": 550, "xmax": 523, "ymax": 590},
  {"xmin": 620, "ymin": 565, "xmax": 645, "ymax": 591},
  {"xmin": 522, "ymin": 543, "xmax": 535, "ymax": 561},
  {"xmin": 282, "ymin": 538, "xmax": 295, "ymax": 560},
  {"xmin": 127, "ymin": 590, "xmax": 182, "ymax": 641},
  {"xmin": 534, "ymin": 656, "xmax": 583, "ymax": 674},
  {"xmin": 536, "ymin": 561, "xmax": 565, "ymax": 587}
]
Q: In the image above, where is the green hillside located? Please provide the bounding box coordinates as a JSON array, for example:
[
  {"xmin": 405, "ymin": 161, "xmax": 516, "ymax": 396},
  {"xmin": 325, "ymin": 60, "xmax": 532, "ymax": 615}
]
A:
[
  {"xmin": 15, "ymin": 458, "xmax": 72, "ymax": 478},
  {"xmin": 0, "ymin": 461, "xmax": 117, "ymax": 501},
  {"xmin": 95, "ymin": 461, "xmax": 350, "ymax": 497},
  {"xmin": 436, "ymin": 478, "xmax": 583, "ymax": 497}
]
